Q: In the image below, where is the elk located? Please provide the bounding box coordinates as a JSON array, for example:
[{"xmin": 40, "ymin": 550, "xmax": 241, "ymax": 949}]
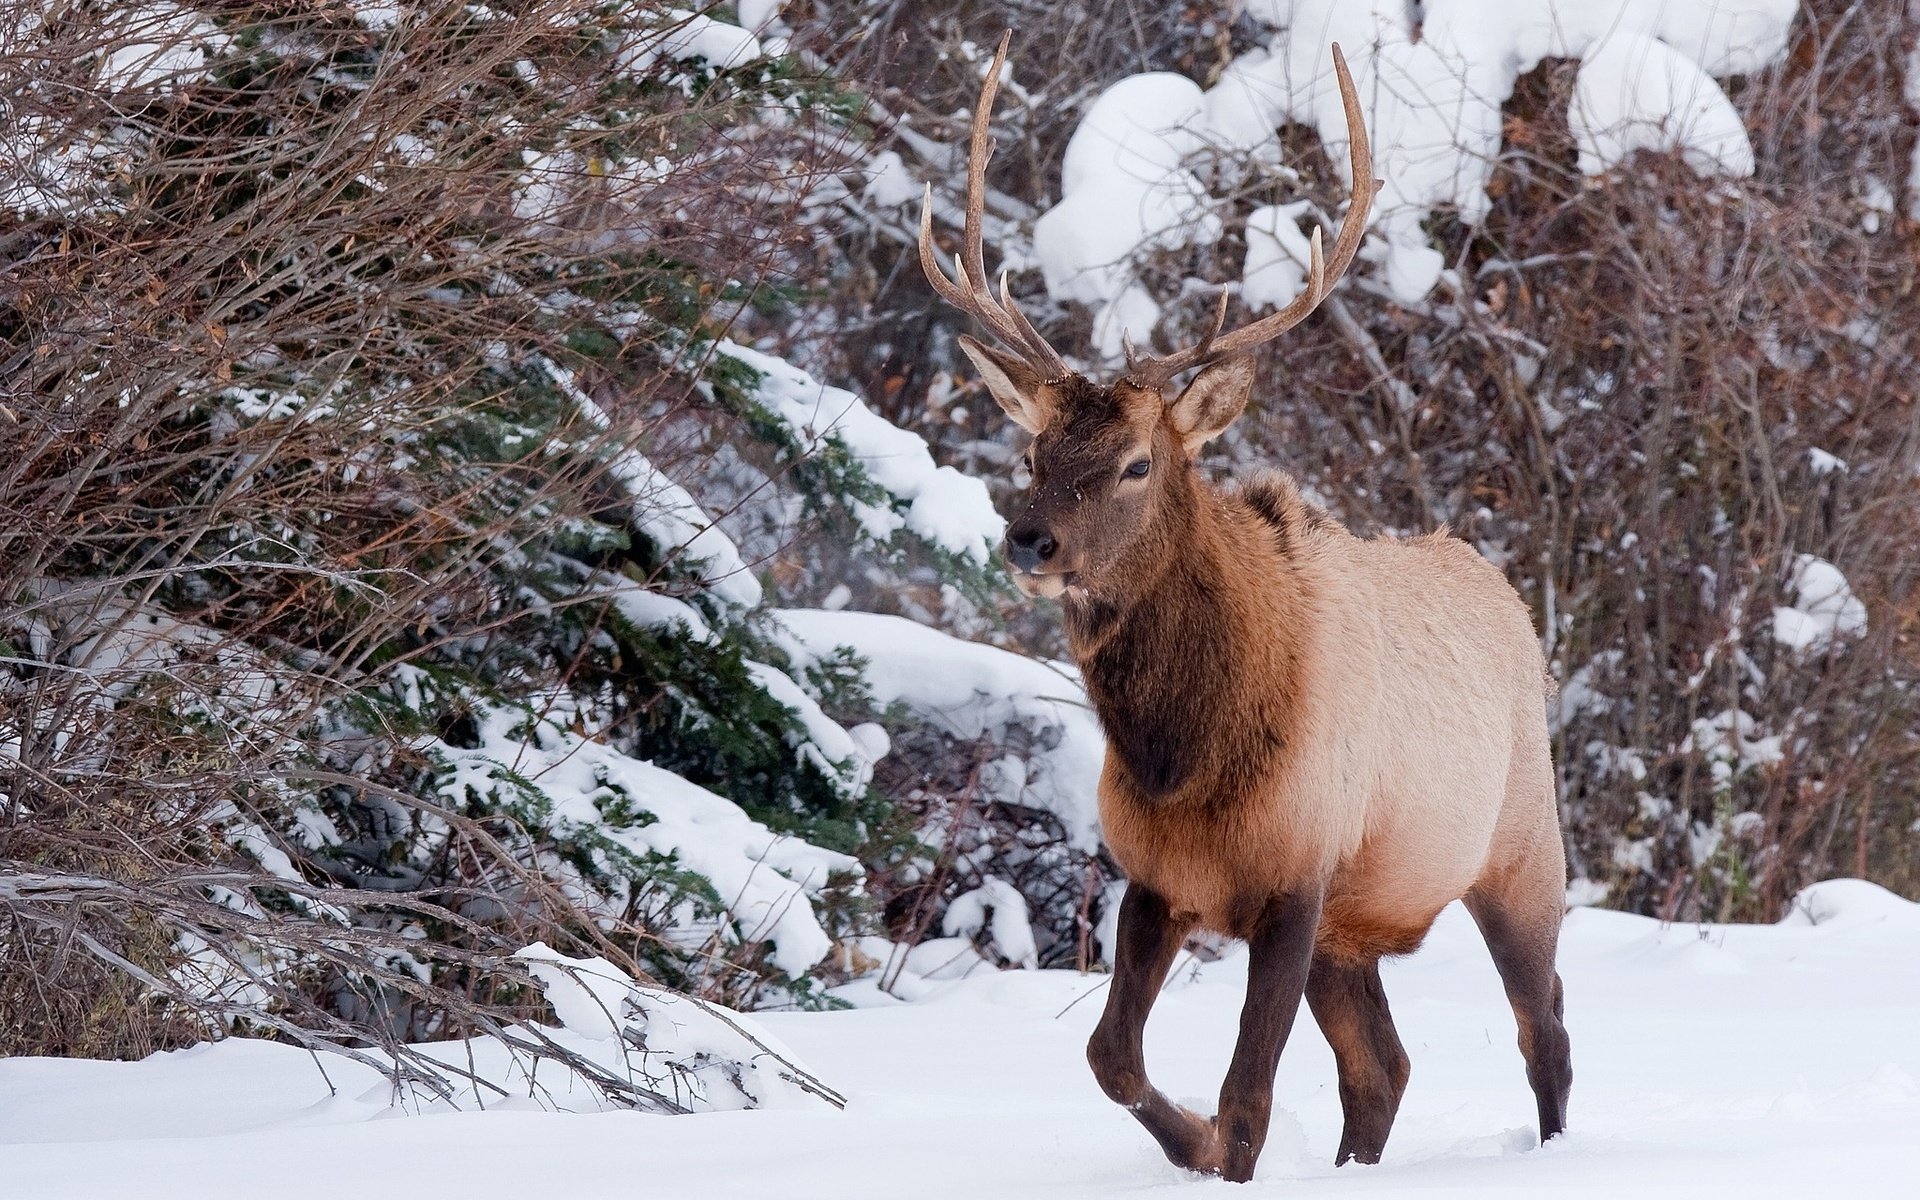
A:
[{"xmin": 919, "ymin": 35, "xmax": 1573, "ymax": 1183}]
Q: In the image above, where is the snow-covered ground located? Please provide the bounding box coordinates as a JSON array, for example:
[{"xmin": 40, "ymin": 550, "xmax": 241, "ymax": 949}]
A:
[{"xmin": 5, "ymin": 880, "xmax": 1918, "ymax": 1199}]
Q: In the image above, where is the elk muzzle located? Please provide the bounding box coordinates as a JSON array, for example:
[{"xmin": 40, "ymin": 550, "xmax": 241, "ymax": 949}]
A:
[
  {"xmin": 1004, "ymin": 521, "xmax": 1071, "ymax": 598},
  {"xmin": 1005, "ymin": 522, "xmax": 1057, "ymax": 572}
]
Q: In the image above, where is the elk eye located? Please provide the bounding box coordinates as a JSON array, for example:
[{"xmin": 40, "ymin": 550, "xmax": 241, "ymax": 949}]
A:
[{"xmin": 1124, "ymin": 458, "xmax": 1150, "ymax": 479}]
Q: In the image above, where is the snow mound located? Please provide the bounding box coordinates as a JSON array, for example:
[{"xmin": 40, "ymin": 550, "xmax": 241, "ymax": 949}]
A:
[
  {"xmin": 1779, "ymin": 879, "xmax": 1920, "ymax": 929},
  {"xmin": 771, "ymin": 608, "xmax": 1104, "ymax": 850},
  {"xmin": 515, "ymin": 944, "xmax": 835, "ymax": 1111},
  {"xmin": 1032, "ymin": 0, "xmax": 1802, "ymax": 328},
  {"xmin": 621, "ymin": 10, "xmax": 763, "ymax": 75},
  {"xmin": 1034, "ymin": 72, "xmax": 1222, "ymax": 357}
]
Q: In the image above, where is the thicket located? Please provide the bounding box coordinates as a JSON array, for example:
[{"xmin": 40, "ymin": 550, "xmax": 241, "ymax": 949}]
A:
[
  {"xmin": 4, "ymin": 0, "xmax": 1918, "ymax": 1081},
  {"xmin": 0, "ymin": 0, "xmax": 990, "ymax": 1079}
]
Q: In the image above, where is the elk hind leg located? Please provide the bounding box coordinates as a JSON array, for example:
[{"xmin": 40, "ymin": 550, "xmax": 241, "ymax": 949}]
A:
[
  {"xmin": 1465, "ymin": 857, "xmax": 1572, "ymax": 1142},
  {"xmin": 1305, "ymin": 953, "xmax": 1409, "ymax": 1165}
]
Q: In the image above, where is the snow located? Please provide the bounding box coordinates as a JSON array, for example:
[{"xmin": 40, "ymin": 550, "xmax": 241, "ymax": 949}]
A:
[
  {"xmin": 515, "ymin": 943, "xmax": 831, "ymax": 1111},
  {"xmin": 1033, "ymin": 0, "xmax": 1801, "ymax": 325},
  {"xmin": 347, "ymin": 1, "xmax": 403, "ymax": 29},
  {"xmin": 1033, "ymin": 73, "xmax": 1222, "ymax": 358},
  {"xmin": 95, "ymin": 4, "xmax": 231, "ymax": 93},
  {"xmin": 546, "ymin": 358, "xmax": 764, "ymax": 607},
  {"xmin": 772, "ymin": 608, "xmax": 1105, "ymax": 850},
  {"xmin": 1242, "ymin": 202, "xmax": 1315, "ymax": 312},
  {"xmin": 435, "ymin": 698, "xmax": 859, "ymax": 978},
  {"xmin": 1771, "ymin": 553, "xmax": 1867, "ymax": 654},
  {"xmin": 7, "ymin": 880, "xmax": 1920, "ymax": 1198},
  {"xmin": 721, "ymin": 341, "xmax": 1004, "ymax": 564},
  {"xmin": 622, "ymin": 10, "xmax": 756, "ymax": 74},
  {"xmin": 942, "ymin": 876, "xmax": 1040, "ymax": 969},
  {"xmin": 1807, "ymin": 447, "xmax": 1848, "ymax": 475},
  {"xmin": 736, "ymin": 0, "xmax": 785, "ymax": 36},
  {"xmin": 1570, "ymin": 34, "xmax": 1756, "ymax": 178},
  {"xmin": 860, "ymin": 148, "xmax": 922, "ymax": 208},
  {"xmin": 1906, "ymin": 41, "xmax": 1920, "ymax": 221}
]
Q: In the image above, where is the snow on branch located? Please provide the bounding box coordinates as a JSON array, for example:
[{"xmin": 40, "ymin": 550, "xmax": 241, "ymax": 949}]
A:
[
  {"xmin": 1034, "ymin": 0, "xmax": 1801, "ymax": 335},
  {"xmin": 771, "ymin": 608, "xmax": 1104, "ymax": 851},
  {"xmin": 432, "ymin": 696, "xmax": 862, "ymax": 979},
  {"xmin": 516, "ymin": 943, "xmax": 845, "ymax": 1111},
  {"xmin": 718, "ymin": 340, "xmax": 1006, "ymax": 565}
]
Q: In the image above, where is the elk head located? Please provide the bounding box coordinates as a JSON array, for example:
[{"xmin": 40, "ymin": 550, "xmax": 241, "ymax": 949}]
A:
[{"xmin": 920, "ymin": 35, "xmax": 1377, "ymax": 600}]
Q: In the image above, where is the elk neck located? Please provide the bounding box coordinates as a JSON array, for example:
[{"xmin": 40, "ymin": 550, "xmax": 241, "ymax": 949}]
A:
[{"xmin": 1062, "ymin": 463, "xmax": 1311, "ymax": 803}]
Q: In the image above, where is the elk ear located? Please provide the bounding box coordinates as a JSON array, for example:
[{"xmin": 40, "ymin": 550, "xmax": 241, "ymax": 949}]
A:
[
  {"xmin": 1167, "ymin": 355, "xmax": 1256, "ymax": 451},
  {"xmin": 958, "ymin": 335, "xmax": 1050, "ymax": 434}
]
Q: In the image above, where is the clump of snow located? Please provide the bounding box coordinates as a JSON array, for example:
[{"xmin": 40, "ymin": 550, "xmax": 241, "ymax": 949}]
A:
[
  {"xmin": 605, "ymin": 579, "xmax": 714, "ymax": 643},
  {"xmin": 1907, "ymin": 42, "xmax": 1920, "ymax": 220},
  {"xmin": 1031, "ymin": 0, "xmax": 1801, "ymax": 329},
  {"xmin": 1685, "ymin": 707, "xmax": 1784, "ymax": 785},
  {"xmin": 1552, "ymin": 648, "xmax": 1621, "ymax": 732},
  {"xmin": 1807, "ymin": 447, "xmax": 1848, "ymax": 475},
  {"xmin": 736, "ymin": 0, "xmax": 785, "ymax": 36},
  {"xmin": 1033, "ymin": 72, "xmax": 1222, "ymax": 357},
  {"xmin": 545, "ymin": 358, "xmax": 763, "ymax": 608},
  {"xmin": 942, "ymin": 877, "xmax": 1039, "ymax": 969},
  {"xmin": 1778, "ymin": 879, "xmax": 1920, "ymax": 929},
  {"xmin": 347, "ymin": 1, "xmax": 404, "ymax": 29},
  {"xmin": 771, "ymin": 608, "xmax": 1104, "ymax": 850},
  {"xmin": 620, "ymin": 10, "xmax": 762, "ymax": 76},
  {"xmin": 1859, "ymin": 176, "xmax": 1896, "ymax": 234},
  {"xmin": 860, "ymin": 149, "xmax": 923, "ymax": 208},
  {"xmin": 1571, "ymin": 34, "xmax": 1755, "ymax": 178},
  {"xmin": 1241, "ymin": 202, "xmax": 1314, "ymax": 312},
  {"xmin": 515, "ymin": 943, "xmax": 833, "ymax": 1111},
  {"xmin": 436, "ymin": 699, "xmax": 860, "ymax": 978},
  {"xmin": 1772, "ymin": 553, "xmax": 1867, "ymax": 655},
  {"xmin": 721, "ymin": 341, "xmax": 1004, "ymax": 564}
]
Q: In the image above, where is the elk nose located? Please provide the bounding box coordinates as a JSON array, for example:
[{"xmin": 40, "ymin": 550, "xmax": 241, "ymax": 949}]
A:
[{"xmin": 1005, "ymin": 524, "xmax": 1058, "ymax": 573}]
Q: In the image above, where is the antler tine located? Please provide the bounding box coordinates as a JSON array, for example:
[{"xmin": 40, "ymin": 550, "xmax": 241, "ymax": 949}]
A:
[
  {"xmin": 1192, "ymin": 288, "xmax": 1232, "ymax": 362},
  {"xmin": 1125, "ymin": 41, "xmax": 1376, "ymax": 388},
  {"xmin": 1296, "ymin": 42, "xmax": 1378, "ymax": 299},
  {"xmin": 999, "ymin": 270, "xmax": 1067, "ymax": 372},
  {"xmin": 916, "ymin": 32, "xmax": 1070, "ymax": 380},
  {"xmin": 961, "ymin": 33, "xmax": 1011, "ymax": 295},
  {"xmin": 918, "ymin": 185, "xmax": 978, "ymax": 312}
]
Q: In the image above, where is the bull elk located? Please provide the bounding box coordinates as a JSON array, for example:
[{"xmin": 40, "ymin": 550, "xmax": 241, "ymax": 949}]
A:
[{"xmin": 919, "ymin": 35, "xmax": 1573, "ymax": 1183}]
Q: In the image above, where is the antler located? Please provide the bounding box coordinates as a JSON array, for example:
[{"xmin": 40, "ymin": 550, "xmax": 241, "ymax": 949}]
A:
[
  {"xmin": 918, "ymin": 32, "xmax": 1071, "ymax": 380},
  {"xmin": 1123, "ymin": 42, "xmax": 1379, "ymax": 390}
]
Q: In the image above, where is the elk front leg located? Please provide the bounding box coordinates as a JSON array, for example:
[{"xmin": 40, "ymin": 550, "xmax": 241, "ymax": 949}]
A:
[
  {"xmin": 1086, "ymin": 883, "xmax": 1218, "ymax": 1171},
  {"xmin": 1216, "ymin": 889, "xmax": 1324, "ymax": 1182}
]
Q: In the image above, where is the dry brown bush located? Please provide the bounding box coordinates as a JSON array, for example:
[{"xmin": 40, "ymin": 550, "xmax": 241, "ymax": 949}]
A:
[{"xmin": 2, "ymin": 1, "xmax": 862, "ymax": 1072}]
